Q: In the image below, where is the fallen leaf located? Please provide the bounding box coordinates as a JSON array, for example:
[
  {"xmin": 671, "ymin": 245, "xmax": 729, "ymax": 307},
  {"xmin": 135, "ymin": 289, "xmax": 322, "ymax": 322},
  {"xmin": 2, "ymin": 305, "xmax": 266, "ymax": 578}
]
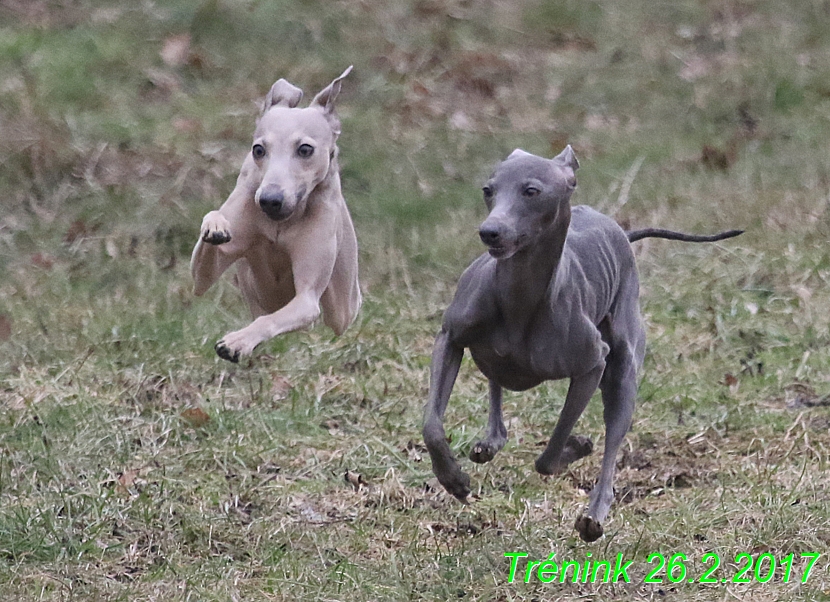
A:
[
  {"xmin": 180, "ymin": 407, "xmax": 210, "ymax": 427},
  {"xmin": 792, "ymin": 284, "xmax": 812, "ymax": 305},
  {"xmin": 105, "ymin": 236, "xmax": 119, "ymax": 259},
  {"xmin": 160, "ymin": 33, "xmax": 191, "ymax": 67},
  {"xmin": 271, "ymin": 375, "xmax": 293, "ymax": 401},
  {"xmin": 144, "ymin": 68, "xmax": 180, "ymax": 96},
  {"xmin": 404, "ymin": 439, "xmax": 425, "ymax": 462},
  {"xmin": 314, "ymin": 372, "xmax": 342, "ymax": 401},
  {"xmin": 30, "ymin": 253, "xmax": 55, "ymax": 269},
  {"xmin": 299, "ymin": 503, "xmax": 326, "ymax": 523},
  {"xmin": 116, "ymin": 469, "xmax": 138, "ymax": 495},
  {"xmin": 785, "ymin": 382, "xmax": 830, "ymax": 408},
  {"xmin": 0, "ymin": 314, "xmax": 11, "ymax": 341},
  {"xmin": 321, "ymin": 418, "xmax": 340, "ymax": 436},
  {"xmin": 449, "ymin": 110, "xmax": 473, "ymax": 131},
  {"xmin": 172, "ymin": 117, "xmax": 201, "ymax": 133},
  {"xmin": 679, "ymin": 55, "xmax": 712, "ymax": 81},
  {"xmin": 65, "ymin": 219, "xmax": 89, "ymax": 243},
  {"xmin": 722, "ymin": 373, "xmax": 740, "ymax": 395},
  {"xmin": 344, "ymin": 469, "xmax": 366, "ymax": 490},
  {"xmin": 159, "ymin": 254, "xmax": 176, "ymax": 271},
  {"xmin": 258, "ymin": 462, "xmax": 280, "ymax": 475},
  {"xmin": 701, "ymin": 144, "xmax": 733, "ymax": 170}
]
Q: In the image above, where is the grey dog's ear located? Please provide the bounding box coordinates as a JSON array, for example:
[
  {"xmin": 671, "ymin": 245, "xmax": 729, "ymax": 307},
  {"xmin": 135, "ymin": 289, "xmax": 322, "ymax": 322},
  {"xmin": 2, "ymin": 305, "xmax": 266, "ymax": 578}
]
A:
[
  {"xmin": 507, "ymin": 148, "xmax": 533, "ymax": 161},
  {"xmin": 263, "ymin": 79, "xmax": 304, "ymax": 113},
  {"xmin": 552, "ymin": 145, "xmax": 579, "ymax": 172},
  {"xmin": 311, "ymin": 65, "xmax": 353, "ymax": 113}
]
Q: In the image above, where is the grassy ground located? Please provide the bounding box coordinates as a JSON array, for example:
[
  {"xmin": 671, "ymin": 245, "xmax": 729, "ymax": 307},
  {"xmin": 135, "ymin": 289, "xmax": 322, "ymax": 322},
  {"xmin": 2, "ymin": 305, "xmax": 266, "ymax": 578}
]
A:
[{"xmin": 1, "ymin": 0, "xmax": 830, "ymax": 600}]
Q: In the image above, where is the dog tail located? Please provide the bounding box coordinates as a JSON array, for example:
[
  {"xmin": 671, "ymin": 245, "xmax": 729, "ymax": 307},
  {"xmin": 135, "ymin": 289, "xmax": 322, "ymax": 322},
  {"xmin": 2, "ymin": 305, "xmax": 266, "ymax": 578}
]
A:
[{"xmin": 626, "ymin": 228, "xmax": 744, "ymax": 243}]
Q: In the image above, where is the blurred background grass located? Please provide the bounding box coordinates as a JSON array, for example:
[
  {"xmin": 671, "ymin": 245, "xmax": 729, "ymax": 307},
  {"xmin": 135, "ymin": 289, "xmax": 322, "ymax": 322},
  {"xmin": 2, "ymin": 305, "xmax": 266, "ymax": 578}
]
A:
[{"xmin": 1, "ymin": 0, "xmax": 830, "ymax": 600}]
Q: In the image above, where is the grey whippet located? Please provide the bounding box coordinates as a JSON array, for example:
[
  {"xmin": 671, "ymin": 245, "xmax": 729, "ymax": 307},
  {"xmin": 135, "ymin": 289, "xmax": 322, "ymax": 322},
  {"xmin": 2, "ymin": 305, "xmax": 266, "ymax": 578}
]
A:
[
  {"xmin": 191, "ymin": 67, "xmax": 361, "ymax": 362},
  {"xmin": 423, "ymin": 146, "xmax": 742, "ymax": 541}
]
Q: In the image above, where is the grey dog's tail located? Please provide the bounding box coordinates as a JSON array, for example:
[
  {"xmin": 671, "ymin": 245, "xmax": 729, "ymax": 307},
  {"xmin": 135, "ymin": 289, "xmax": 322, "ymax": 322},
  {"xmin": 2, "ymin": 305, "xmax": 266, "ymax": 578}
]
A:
[{"xmin": 626, "ymin": 228, "xmax": 744, "ymax": 243}]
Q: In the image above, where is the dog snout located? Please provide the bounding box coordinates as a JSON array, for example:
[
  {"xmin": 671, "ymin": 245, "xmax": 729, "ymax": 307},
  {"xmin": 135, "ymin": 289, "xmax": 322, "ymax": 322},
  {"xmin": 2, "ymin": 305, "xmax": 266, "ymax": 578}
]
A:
[
  {"xmin": 259, "ymin": 190, "xmax": 284, "ymax": 211},
  {"xmin": 258, "ymin": 187, "xmax": 287, "ymax": 220},
  {"xmin": 479, "ymin": 225, "xmax": 502, "ymax": 247}
]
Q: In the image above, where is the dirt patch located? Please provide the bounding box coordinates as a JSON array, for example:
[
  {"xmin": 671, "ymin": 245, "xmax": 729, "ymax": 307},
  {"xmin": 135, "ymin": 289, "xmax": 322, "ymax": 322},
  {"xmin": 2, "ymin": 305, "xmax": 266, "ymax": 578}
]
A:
[{"xmin": 610, "ymin": 434, "xmax": 721, "ymax": 504}]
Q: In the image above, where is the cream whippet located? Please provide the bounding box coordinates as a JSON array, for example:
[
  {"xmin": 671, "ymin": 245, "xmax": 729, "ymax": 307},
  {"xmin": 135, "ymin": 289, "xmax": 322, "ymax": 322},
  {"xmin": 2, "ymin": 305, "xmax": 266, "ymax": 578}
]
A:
[{"xmin": 191, "ymin": 67, "xmax": 361, "ymax": 362}]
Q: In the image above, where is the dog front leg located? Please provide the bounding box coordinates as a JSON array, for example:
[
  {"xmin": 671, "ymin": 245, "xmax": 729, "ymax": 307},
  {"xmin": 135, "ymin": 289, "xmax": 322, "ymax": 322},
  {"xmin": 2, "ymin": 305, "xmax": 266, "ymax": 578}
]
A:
[
  {"xmin": 191, "ymin": 210, "xmax": 237, "ymax": 296},
  {"xmin": 213, "ymin": 218, "xmax": 339, "ymax": 362},
  {"xmin": 534, "ymin": 363, "xmax": 604, "ymax": 476},
  {"xmin": 214, "ymin": 291, "xmax": 321, "ymax": 362},
  {"xmin": 423, "ymin": 329, "xmax": 470, "ymax": 501},
  {"xmin": 470, "ymin": 380, "xmax": 507, "ymax": 463}
]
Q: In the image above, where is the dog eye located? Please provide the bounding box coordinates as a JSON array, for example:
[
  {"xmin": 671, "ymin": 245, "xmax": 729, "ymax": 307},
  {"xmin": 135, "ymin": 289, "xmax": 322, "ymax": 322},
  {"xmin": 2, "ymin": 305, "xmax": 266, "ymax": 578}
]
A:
[
  {"xmin": 297, "ymin": 144, "xmax": 314, "ymax": 158},
  {"xmin": 482, "ymin": 185, "xmax": 493, "ymax": 197},
  {"xmin": 252, "ymin": 144, "xmax": 266, "ymax": 159},
  {"xmin": 523, "ymin": 186, "xmax": 540, "ymax": 197}
]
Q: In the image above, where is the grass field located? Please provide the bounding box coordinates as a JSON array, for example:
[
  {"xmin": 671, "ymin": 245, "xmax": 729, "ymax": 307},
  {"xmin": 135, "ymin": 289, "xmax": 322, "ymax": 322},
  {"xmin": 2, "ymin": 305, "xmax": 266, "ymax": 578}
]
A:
[{"xmin": 1, "ymin": 0, "xmax": 830, "ymax": 600}]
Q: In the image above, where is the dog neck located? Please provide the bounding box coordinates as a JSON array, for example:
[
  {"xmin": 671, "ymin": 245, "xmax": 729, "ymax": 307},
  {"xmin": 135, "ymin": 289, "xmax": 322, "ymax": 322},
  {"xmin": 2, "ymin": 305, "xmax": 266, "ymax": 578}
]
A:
[
  {"xmin": 318, "ymin": 148, "xmax": 342, "ymax": 196},
  {"xmin": 298, "ymin": 148, "xmax": 342, "ymax": 219},
  {"xmin": 494, "ymin": 205, "xmax": 571, "ymax": 319}
]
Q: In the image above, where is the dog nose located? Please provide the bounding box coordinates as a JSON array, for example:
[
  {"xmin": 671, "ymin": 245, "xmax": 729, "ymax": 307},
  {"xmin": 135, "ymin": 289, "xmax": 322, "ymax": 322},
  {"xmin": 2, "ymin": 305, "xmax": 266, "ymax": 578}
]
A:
[
  {"xmin": 259, "ymin": 191, "xmax": 284, "ymax": 213},
  {"xmin": 479, "ymin": 226, "xmax": 501, "ymax": 247}
]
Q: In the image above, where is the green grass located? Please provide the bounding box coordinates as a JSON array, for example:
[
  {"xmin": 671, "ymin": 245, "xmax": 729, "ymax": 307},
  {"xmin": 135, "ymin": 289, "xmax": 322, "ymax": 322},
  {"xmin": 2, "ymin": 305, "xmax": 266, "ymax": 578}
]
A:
[{"xmin": 1, "ymin": 0, "xmax": 830, "ymax": 600}]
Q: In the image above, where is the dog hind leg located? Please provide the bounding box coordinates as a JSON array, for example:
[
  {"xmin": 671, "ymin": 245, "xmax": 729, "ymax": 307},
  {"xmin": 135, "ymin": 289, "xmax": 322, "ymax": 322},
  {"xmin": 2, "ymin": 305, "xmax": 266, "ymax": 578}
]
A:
[
  {"xmin": 320, "ymin": 206, "xmax": 361, "ymax": 335},
  {"xmin": 319, "ymin": 250, "xmax": 360, "ymax": 335},
  {"xmin": 235, "ymin": 255, "xmax": 296, "ymax": 319},
  {"xmin": 470, "ymin": 380, "xmax": 508, "ymax": 463},
  {"xmin": 235, "ymin": 259, "xmax": 268, "ymax": 318},
  {"xmin": 534, "ymin": 363, "xmax": 604, "ymax": 475},
  {"xmin": 574, "ymin": 340, "xmax": 637, "ymax": 542}
]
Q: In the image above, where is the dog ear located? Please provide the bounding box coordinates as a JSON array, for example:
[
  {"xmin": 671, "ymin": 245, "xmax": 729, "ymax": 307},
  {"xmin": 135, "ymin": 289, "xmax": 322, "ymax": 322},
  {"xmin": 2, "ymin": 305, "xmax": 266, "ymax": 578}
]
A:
[
  {"xmin": 552, "ymin": 145, "xmax": 579, "ymax": 172},
  {"xmin": 263, "ymin": 79, "xmax": 304, "ymax": 113},
  {"xmin": 311, "ymin": 65, "xmax": 353, "ymax": 113},
  {"xmin": 507, "ymin": 148, "xmax": 533, "ymax": 160}
]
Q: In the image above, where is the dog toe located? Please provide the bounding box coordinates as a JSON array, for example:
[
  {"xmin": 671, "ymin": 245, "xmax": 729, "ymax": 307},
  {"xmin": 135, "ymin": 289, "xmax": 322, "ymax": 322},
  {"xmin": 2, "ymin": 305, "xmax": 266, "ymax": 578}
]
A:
[
  {"xmin": 203, "ymin": 230, "xmax": 231, "ymax": 245},
  {"xmin": 438, "ymin": 470, "xmax": 471, "ymax": 501},
  {"xmin": 564, "ymin": 434, "xmax": 593, "ymax": 459},
  {"xmin": 469, "ymin": 442, "xmax": 497, "ymax": 464},
  {"xmin": 574, "ymin": 515, "xmax": 604, "ymax": 542},
  {"xmin": 450, "ymin": 480, "xmax": 471, "ymax": 503},
  {"xmin": 214, "ymin": 341, "xmax": 240, "ymax": 363}
]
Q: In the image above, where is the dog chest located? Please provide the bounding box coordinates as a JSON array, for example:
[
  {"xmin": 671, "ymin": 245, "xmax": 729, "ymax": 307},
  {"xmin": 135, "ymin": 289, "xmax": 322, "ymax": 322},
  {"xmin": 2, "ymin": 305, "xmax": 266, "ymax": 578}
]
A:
[{"xmin": 465, "ymin": 317, "xmax": 600, "ymax": 391}]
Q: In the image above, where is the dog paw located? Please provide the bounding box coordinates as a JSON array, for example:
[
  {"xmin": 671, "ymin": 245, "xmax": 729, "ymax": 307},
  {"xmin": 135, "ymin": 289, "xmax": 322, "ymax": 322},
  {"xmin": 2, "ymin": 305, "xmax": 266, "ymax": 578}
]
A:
[
  {"xmin": 534, "ymin": 435, "xmax": 594, "ymax": 475},
  {"xmin": 563, "ymin": 434, "xmax": 593, "ymax": 461},
  {"xmin": 214, "ymin": 340, "xmax": 240, "ymax": 363},
  {"xmin": 200, "ymin": 211, "xmax": 232, "ymax": 245},
  {"xmin": 435, "ymin": 467, "xmax": 472, "ymax": 502},
  {"xmin": 203, "ymin": 229, "xmax": 231, "ymax": 245},
  {"xmin": 574, "ymin": 515, "xmax": 604, "ymax": 542},
  {"xmin": 214, "ymin": 328, "xmax": 261, "ymax": 363},
  {"xmin": 534, "ymin": 455, "xmax": 559, "ymax": 476},
  {"xmin": 469, "ymin": 439, "xmax": 503, "ymax": 464}
]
